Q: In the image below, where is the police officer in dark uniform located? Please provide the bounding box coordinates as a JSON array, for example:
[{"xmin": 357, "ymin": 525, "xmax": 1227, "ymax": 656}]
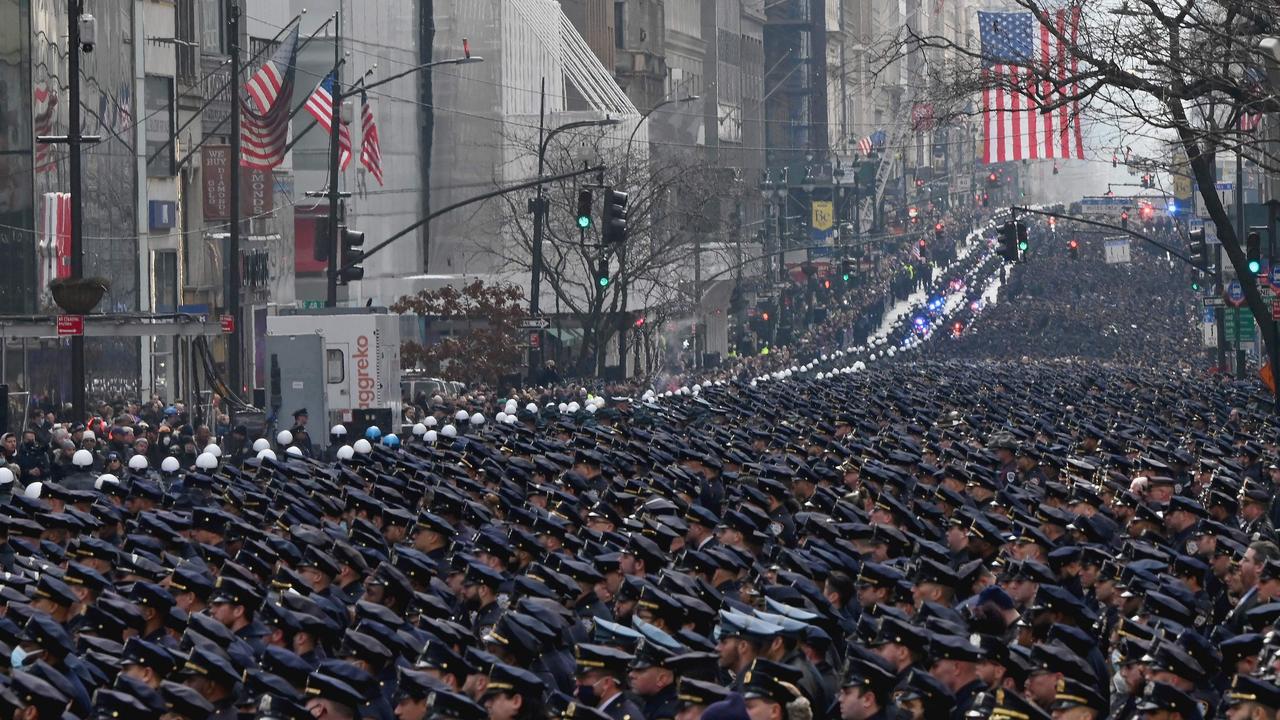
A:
[
  {"xmin": 837, "ymin": 656, "xmax": 897, "ymax": 720},
  {"xmin": 628, "ymin": 640, "xmax": 679, "ymax": 720},
  {"xmin": 462, "ymin": 561, "xmax": 506, "ymax": 638},
  {"xmin": 574, "ymin": 643, "xmax": 646, "ymax": 720}
]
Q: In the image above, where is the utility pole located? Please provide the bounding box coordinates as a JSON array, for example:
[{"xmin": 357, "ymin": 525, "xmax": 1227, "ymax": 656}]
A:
[
  {"xmin": 326, "ymin": 2, "xmax": 344, "ymax": 307},
  {"xmin": 226, "ymin": 0, "xmax": 243, "ymax": 395},
  {"xmin": 68, "ymin": 0, "xmax": 86, "ymax": 422},
  {"xmin": 1237, "ymin": 143, "xmax": 1247, "ymax": 376}
]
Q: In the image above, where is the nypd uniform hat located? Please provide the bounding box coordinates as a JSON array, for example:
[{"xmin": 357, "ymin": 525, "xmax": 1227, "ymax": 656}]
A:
[
  {"xmin": 304, "ymin": 671, "xmax": 363, "ymax": 712},
  {"xmin": 1225, "ymin": 674, "xmax": 1280, "ymax": 710}
]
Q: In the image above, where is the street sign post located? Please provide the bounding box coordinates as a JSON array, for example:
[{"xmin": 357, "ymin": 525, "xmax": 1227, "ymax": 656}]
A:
[
  {"xmin": 1226, "ymin": 280, "xmax": 1246, "ymax": 307},
  {"xmin": 518, "ymin": 317, "xmax": 551, "ymax": 330},
  {"xmin": 56, "ymin": 315, "xmax": 83, "ymax": 337},
  {"xmin": 1225, "ymin": 308, "xmax": 1257, "ymax": 342}
]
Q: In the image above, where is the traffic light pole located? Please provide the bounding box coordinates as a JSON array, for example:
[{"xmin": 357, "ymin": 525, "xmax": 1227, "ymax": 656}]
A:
[
  {"xmin": 325, "ymin": 6, "xmax": 343, "ymax": 308},
  {"xmin": 525, "ymin": 92, "xmax": 618, "ymax": 381}
]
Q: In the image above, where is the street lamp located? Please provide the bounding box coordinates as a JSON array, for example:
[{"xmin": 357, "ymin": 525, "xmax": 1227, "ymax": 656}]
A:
[
  {"xmin": 625, "ymin": 95, "xmax": 700, "ymax": 158},
  {"xmin": 527, "ymin": 116, "xmax": 621, "ymax": 380}
]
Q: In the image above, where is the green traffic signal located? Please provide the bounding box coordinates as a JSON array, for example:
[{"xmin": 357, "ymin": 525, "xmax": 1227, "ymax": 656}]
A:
[
  {"xmin": 1191, "ymin": 280, "xmax": 1201, "ymax": 291},
  {"xmin": 598, "ymin": 276, "xmax": 610, "ymax": 287},
  {"xmin": 577, "ymin": 215, "xmax": 591, "ymax": 229},
  {"xmin": 842, "ymin": 273, "xmax": 850, "ymax": 282},
  {"xmin": 1249, "ymin": 260, "xmax": 1262, "ymax": 275},
  {"xmin": 1018, "ymin": 240, "xmax": 1029, "ymax": 252}
]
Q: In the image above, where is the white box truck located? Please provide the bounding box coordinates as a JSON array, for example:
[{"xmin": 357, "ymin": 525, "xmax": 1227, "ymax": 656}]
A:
[{"xmin": 266, "ymin": 308, "xmax": 401, "ymax": 441}]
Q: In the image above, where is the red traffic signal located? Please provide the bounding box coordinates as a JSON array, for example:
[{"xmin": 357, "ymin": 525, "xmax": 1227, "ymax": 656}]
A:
[
  {"xmin": 934, "ymin": 222, "xmax": 944, "ymax": 232},
  {"xmin": 761, "ymin": 312, "xmax": 770, "ymax": 321},
  {"xmin": 1068, "ymin": 239, "xmax": 1079, "ymax": 249},
  {"xmin": 918, "ymin": 238, "xmax": 927, "ymax": 248},
  {"xmin": 988, "ymin": 172, "xmax": 998, "ymax": 183},
  {"xmin": 633, "ymin": 315, "xmax": 646, "ymax": 327}
]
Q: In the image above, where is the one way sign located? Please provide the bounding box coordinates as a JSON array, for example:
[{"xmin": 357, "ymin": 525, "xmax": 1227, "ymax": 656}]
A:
[{"xmin": 518, "ymin": 317, "xmax": 551, "ymax": 330}]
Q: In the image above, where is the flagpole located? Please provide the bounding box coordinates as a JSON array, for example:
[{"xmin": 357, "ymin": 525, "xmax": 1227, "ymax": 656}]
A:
[
  {"xmin": 325, "ymin": 0, "xmax": 343, "ymax": 308},
  {"xmin": 227, "ymin": 0, "xmax": 244, "ymax": 395}
]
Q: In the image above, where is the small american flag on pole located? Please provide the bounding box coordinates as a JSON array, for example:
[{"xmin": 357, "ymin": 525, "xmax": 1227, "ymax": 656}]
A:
[
  {"xmin": 978, "ymin": 9, "xmax": 1085, "ymax": 164},
  {"xmin": 304, "ymin": 71, "xmax": 352, "ymax": 170},
  {"xmin": 359, "ymin": 90, "xmax": 383, "ymax": 186}
]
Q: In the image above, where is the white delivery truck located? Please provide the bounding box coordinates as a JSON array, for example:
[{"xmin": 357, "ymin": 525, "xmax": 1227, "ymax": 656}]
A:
[{"xmin": 266, "ymin": 308, "xmax": 401, "ymax": 446}]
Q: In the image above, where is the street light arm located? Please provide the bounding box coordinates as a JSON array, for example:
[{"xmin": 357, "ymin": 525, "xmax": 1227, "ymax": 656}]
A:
[
  {"xmin": 360, "ymin": 56, "xmax": 484, "ymax": 94},
  {"xmin": 625, "ymin": 95, "xmax": 700, "ymax": 156},
  {"xmin": 539, "ymin": 118, "xmax": 621, "ymax": 165}
]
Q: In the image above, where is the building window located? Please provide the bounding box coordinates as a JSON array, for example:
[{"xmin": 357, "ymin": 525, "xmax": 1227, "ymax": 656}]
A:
[
  {"xmin": 176, "ymin": 0, "xmax": 198, "ymax": 82},
  {"xmin": 614, "ymin": 1, "xmax": 625, "ymax": 49},
  {"xmin": 145, "ymin": 76, "xmax": 176, "ymax": 177},
  {"xmin": 201, "ymin": 0, "xmax": 223, "ymax": 54},
  {"xmin": 154, "ymin": 251, "xmax": 178, "ymax": 313}
]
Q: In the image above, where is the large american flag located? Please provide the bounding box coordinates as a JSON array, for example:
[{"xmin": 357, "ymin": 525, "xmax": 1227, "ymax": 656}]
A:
[
  {"xmin": 978, "ymin": 9, "xmax": 1084, "ymax": 164},
  {"xmin": 304, "ymin": 71, "xmax": 352, "ymax": 170},
  {"xmin": 240, "ymin": 26, "xmax": 299, "ymax": 170},
  {"xmin": 359, "ymin": 90, "xmax": 383, "ymax": 185}
]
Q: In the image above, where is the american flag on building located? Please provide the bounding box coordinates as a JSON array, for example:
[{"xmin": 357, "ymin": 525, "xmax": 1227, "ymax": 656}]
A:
[
  {"xmin": 304, "ymin": 71, "xmax": 352, "ymax": 170},
  {"xmin": 978, "ymin": 9, "xmax": 1085, "ymax": 163},
  {"xmin": 359, "ymin": 90, "xmax": 383, "ymax": 185},
  {"xmin": 33, "ymin": 82, "xmax": 58, "ymax": 173},
  {"xmin": 857, "ymin": 130, "xmax": 885, "ymax": 157},
  {"xmin": 240, "ymin": 26, "xmax": 299, "ymax": 170}
]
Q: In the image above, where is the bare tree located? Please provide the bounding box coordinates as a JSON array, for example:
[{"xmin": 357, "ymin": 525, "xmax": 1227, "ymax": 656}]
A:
[
  {"xmin": 885, "ymin": 0, "xmax": 1280, "ymax": 354},
  {"xmin": 478, "ymin": 128, "xmax": 732, "ymax": 376}
]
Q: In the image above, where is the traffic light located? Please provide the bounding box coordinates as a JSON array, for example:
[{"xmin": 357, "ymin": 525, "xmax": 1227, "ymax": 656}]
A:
[
  {"xmin": 919, "ymin": 238, "xmax": 927, "ymax": 250},
  {"xmin": 1188, "ymin": 228, "xmax": 1207, "ymax": 268},
  {"xmin": 313, "ymin": 222, "xmax": 331, "ymax": 263},
  {"xmin": 997, "ymin": 221, "xmax": 1019, "ymax": 262},
  {"xmin": 1120, "ymin": 210, "xmax": 1129, "ymax": 229},
  {"xmin": 576, "ymin": 189, "xmax": 593, "ymax": 229},
  {"xmin": 1068, "ymin": 238, "xmax": 1079, "ymax": 260},
  {"xmin": 981, "ymin": 192, "xmax": 989, "ymax": 207},
  {"xmin": 908, "ymin": 207, "xmax": 919, "ymax": 224},
  {"xmin": 1247, "ymin": 230, "xmax": 1262, "ymax": 275},
  {"xmin": 602, "ymin": 189, "xmax": 629, "ymax": 244},
  {"xmin": 987, "ymin": 172, "xmax": 999, "ymax": 185},
  {"xmin": 840, "ymin": 258, "xmax": 855, "ymax": 282},
  {"xmin": 934, "ymin": 222, "xmax": 944, "ymax": 240},
  {"xmin": 337, "ymin": 227, "xmax": 365, "ymax": 284},
  {"xmin": 1016, "ymin": 221, "xmax": 1029, "ymax": 259}
]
